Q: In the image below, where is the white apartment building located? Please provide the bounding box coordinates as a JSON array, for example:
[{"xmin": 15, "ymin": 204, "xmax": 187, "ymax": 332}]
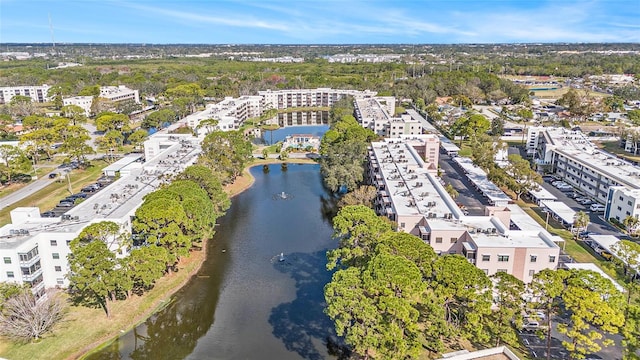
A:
[
  {"xmin": 0, "ymin": 133, "xmax": 201, "ymax": 292},
  {"xmin": 354, "ymin": 96, "xmax": 422, "ymax": 137},
  {"xmin": 606, "ymin": 186, "xmax": 640, "ymax": 223},
  {"xmin": 368, "ymin": 136, "xmax": 560, "ymax": 282},
  {"xmin": 185, "ymin": 95, "xmax": 263, "ymax": 134},
  {"xmin": 528, "ymin": 127, "xmax": 640, "ymax": 218},
  {"xmin": 258, "ymin": 88, "xmax": 376, "ymax": 110},
  {"xmin": 62, "ymin": 96, "xmax": 93, "ymax": 116},
  {"xmin": 99, "ymin": 85, "xmax": 140, "ymax": 104},
  {"xmin": 0, "ymin": 85, "xmax": 51, "ymax": 104}
]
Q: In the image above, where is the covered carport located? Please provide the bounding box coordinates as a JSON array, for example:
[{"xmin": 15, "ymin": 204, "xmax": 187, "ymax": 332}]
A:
[
  {"xmin": 540, "ymin": 200, "xmax": 576, "ymax": 228},
  {"xmin": 528, "ymin": 186, "xmax": 558, "ymax": 205}
]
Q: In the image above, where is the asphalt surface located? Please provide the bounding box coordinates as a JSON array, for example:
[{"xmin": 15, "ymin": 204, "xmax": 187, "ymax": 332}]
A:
[
  {"xmin": 0, "ymin": 174, "xmax": 57, "ymax": 210},
  {"xmin": 438, "ymin": 153, "xmax": 488, "ymax": 215}
]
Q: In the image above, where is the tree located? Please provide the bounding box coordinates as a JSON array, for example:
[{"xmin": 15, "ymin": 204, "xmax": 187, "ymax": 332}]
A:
[
  {"xmin": 558, "ymin": 269, "xmax": 625, "ymax": 359},
  {"xmin": 127, "ymin": 129, "xmax": 148, "ymax": 151},
  {"xmin": 8, "ymin": 95, "xmax": 35, "ymax": 118},
  {"xmin": 165, "ymin": 83, "xmax": 205, "ymax": 114},
  {"xmin": 68, "ymin": 222, "xmax": 123, "ymax": 318},
  {"xmin": 610, "ymin": 240, "xmax": 640, "ymax": 304},
  {"xmin": 95, "ymin": 112, "xmax": 131, "ymax": 133},
  {"xmin": 61, "ymin": 104, "xmax": 87, "ymax": 125},
  {"xmin": 133, "ymin": 197, "xmax": 191, "ymax": 271},
  {"xmin": 48, "ymin": 85, "xmax": 64, "ymax": 110},
  {"xmin": 326, "ymin": 205, "xmax": 393, "ymax": 270},
  {"xmin": 175, "ymin": 165, "xmax": 230, "ymax": 217},
  {"xmin": 505, "ymin": 154, "xmax": 542, "ymax": 200},
  {"xmin": 127, "ymin": 245, "xmax": 170, "ymax": 291},
  {"xmin": 529, "ymin": 269, "xmax": 570, "ymax": 360},
  {"xmin": 0, "ymin": 289, "xmax": 66, "ymax": 341},
  {"xmin": 573, "ymin": 211, "xmax": 590, "ymax": 237},
  {"xmin": 431, "ymin": 255, "xmax": 492, "ymax": 344},
  {"xmin": 490, "ymin": 117, "xmax": 505, "ymax": 136},
  {"xmin": 142, "ymin": 108, "xmax": 177, "ymax": 129},
  {"xmin": 198, "ymin": 130, "xmax": 253, "ymax": 185},
  {"xmin": 628, "ymin": 110, "xmax": 640, "ymax": 126},
  {"xmin": 622, "ymin": 216, "xmax": 640, "ymax": 237},
  {"xmin": 487, "ymin": 272, "xmax": 525, "ymax": 347},
  {"xmin": 195, "ymin": 118, "xmax": 219, "ymax": 136},
  {"xmin": 0, "ymin": 145, "xmax": 32, "ymax": 183},
  {"xmin": 337, "ymin": 185, "xmax": 378, "ymax": 209},
  {"xmin": 622, "ymin": 303, "xmax": 640, "ymax": 360}
]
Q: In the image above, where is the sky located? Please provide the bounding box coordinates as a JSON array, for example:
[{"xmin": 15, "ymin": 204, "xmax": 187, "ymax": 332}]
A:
[{"xmin": 0, "ymin": 0, "xmax": 639, "ymax": 44}]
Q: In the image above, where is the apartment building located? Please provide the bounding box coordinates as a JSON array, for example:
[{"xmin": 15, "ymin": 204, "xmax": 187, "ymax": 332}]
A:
[
  {"xmin": 258, "ymin": 88, "xmax": 376, "ymax": 110},
  {"xmin": 62, "ymin": 96, "xmax": 93, "ymax": 116},
  {"xmin": 528, "ymin": 127, "xmax": 640, "ymax": 217},
  {"xmin": 606, "ymin": 186, "xmax": 640, "ymax": 223},
  {"xmin": 368, "ymin": 137, "xmax": 560, "ymax": 282},
  {"xmin": 0, "ymin": 133, "xmax": 201, "ymax": 292},
  {"xmin": 354, "ymin": 97, "xmax": 422, "ymax": 137},
  {"xmin": 0, "ymin": 85, "xmax": 51, "ymax": 104},
  {"xmin": 186, "ymin": 96, "xmax": 263, "ymax": 134},
  {"xmin": 99, "ymin": 85, "xmax": 140, "ymax": 104}
]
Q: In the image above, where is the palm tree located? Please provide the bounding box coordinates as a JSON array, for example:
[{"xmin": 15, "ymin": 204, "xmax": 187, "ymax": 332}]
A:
[
  {"xmin": 444, "ymin": 183, "xmax": 459, "ymax": 199},
  {"xmin": 573, "ymin": 211, "xmax": 590, "ymax": 239},
  {"xmin": 623, "ymin": 215, "xmax": 639, "ymax": 236}
]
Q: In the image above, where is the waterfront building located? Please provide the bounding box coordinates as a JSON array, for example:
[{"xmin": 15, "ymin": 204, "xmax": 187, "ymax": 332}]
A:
[
  {"xmin": 258, "ymin": 88, "xmax": 376, "ymax": 110},
  {"xmin": 0, "ymin": 133, "xmax": 201, "ymax": 292},
  {"xmin": 367, "ymin": 136, "xmax": 561, "ymax": 282}
]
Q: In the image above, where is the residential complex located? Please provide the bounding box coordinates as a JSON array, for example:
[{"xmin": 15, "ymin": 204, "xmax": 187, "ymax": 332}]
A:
[
  {"xmin": 99, "ymin": 85, "xmax": 140, "ymax": 104},
  {"xmin": 62, "ymin": 95, "xmax": 93, "ymax": 116},
  {"xmin": 354, "ymin": 96, "xmax": 423, "ymax": 137},
  {"xmin": 186, "ymin": 95, "xmax": 263, "ymax": 133},
  {"xmin": 0, "ymin": 133, "xmax": 201, "ymax": 293},
  {"xmin": 367, "ymin": 135, "xmax": 561, "ymax": 282},
  {"xmin": 0, "ymin": 84, "xmax": 51, "ymax": 104},
  {"xmin": 258, "ymin": 88, "xmax": 376, "ymax": 110},
  {"xmin": 528, "ymin": 127, "xmax": 640, "ymax": 222}
]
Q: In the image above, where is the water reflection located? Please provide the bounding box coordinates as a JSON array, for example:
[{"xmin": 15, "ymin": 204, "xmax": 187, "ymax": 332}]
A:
[{"xmin": 87, "ymin": 164, "xmax": 339, "ymax": 360}]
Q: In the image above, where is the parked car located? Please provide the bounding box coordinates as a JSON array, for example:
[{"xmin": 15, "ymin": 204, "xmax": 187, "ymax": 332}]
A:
[
  {"xmin": 579, "ymin": 199, "xmax": 593, "ymax": 206},
  {"xmin": 41, "ymin": 211, "xmax": 57, "ymax": 218},
  {"xmin": 521, "ymin": 320, "xmax": 542, "ymax": 332},
  {"xmin": 57, "ymin": 201, "xmax": 74, "ymax": 208},
  {"xmin": 589, "ymin": 203, "xmax": 606, "ymax": 212},
  {"xmin": 524, "ymin": 311, "xmax": 547, "ymax": 321},
  {"xmin": 48, "ymin": 173, "xmax": 58, "ymax": 179}
]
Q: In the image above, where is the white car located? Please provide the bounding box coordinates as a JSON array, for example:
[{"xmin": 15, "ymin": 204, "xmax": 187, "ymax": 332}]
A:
[{"xmin": 589, "ymin": 204, "xmax": 606, "ymax": 212}]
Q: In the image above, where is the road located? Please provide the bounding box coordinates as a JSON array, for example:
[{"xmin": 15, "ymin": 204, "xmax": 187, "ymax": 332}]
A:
[{"xmin": 0, "ymin": 174, "xmax": 57, "ymax": 210}]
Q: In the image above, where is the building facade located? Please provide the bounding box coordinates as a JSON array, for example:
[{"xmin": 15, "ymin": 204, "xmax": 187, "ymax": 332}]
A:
[
  {"xmin": 99, "ymin": 85, "xmax": 140, "ymax": 104},
  {"xmin": 0, "ymin": 85, "xmax": 51, "ymax": 104},
  {"xmin": 258, "ymin": 88, "xmax": 376, "ymax": 110},
  {"xmin": 368, "ymin": 136, "xmax": 560, "ymax": 282},
  {"xmin": 62, "ymin": 96, "xmax": 94, "ymax": 116}
]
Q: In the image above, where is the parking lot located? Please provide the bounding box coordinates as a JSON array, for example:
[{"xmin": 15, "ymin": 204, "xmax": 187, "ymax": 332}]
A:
[
  {"xmin": 40, "ymin": 175, "xmax": 115, "ymax": 217},
  {"xmin": 438, "ymin": 153, "xmax": 489, "ymax": 216}
]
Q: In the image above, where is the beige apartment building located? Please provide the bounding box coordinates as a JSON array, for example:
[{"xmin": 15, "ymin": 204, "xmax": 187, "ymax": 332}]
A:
[{"xmin": 368, "ymin": 136, "xmax": 561, "ymax": 282}]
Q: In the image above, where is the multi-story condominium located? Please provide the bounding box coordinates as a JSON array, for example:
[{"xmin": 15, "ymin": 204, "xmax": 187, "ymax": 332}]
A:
[
  {"xmin": 62, "ymin": 96, "xmax": 93, "ymax": 116},
  {"xmin": 354, "ymin": 97, "xmax": 422, "ymax": 137},
  {"xmin": 186, "ymin": 95, "xmax": 263, "ymax": 134},
  {"xmin": 0, "ymin": 133, "xmax": 201, "ymax": 293},
  {"xmin": 99, "ymin": 85, "xmax": 140, "ymax": 104},
  {"xmin": 258, "ymin": 88, "xmax": 376, "ymax": 110},
  {"xmin": 606, "ymin": 186, "xmax": 640, "ymax": 223},
  {"xmin": 528, "ymin": 127, "xmax": 640, "ymax": 217},
  {"xmin": 368, "ymin": 136, "xmax": 561, "ymax": 282},
  {"xmin": 0, "ymin": 85, "xmax": 51, "ymax": 104}
]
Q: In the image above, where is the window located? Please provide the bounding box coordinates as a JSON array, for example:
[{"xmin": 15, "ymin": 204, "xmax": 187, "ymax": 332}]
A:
[
  {"xmin": 530, "ymin": 255, "xmax": 537, "ymax": 263},
  {"xmin": 549, "ymin": 255, "xmax": 556, "ymax": 263},
  {"xmin": 497, "ymin": 269, "xmax": 507, "ymax": 273},
  {"xmin": 66, "ymin": 240, "xmax": 71, "ymax": 246},
  {"xmin": 52, "ymin": 253, "xmax": 60, "ymax": 260},
  {"xmin": 450, "ymin": 237, "xmax": 457, "ymax": 244},
  {"xmin": 482, "ymin": 254, "xmax": 490, "ymax": 262},
  {"xmin": 482, "ymin": 269, "xmax": 489, "ymax": 274},
  {"xmin": 6, "ymin": 271, "xmax": 14, "ymax": 278},
  {"xmin": 400, "ymin": 222, "xmax": 405, "ymax": 228},
  {"xmin": 529, "ymin": 270, "xmax": 536, "ymax": 276},
  {"xmin": 56, "ymin": 278, "xmax": 64, "ymax": 285},
  {"xmin": 50, "ymin": 240, "xmax": 57, "ymax": 246},
  {"xmin": 498, "ymin": 255, "xmax": 510, "ymax": 262},
  {"xmin": 3, "ymin": 257, "xmax": 10, "ymax": 264},
  {"xmin": 435, "ymin": 237, "xmax": 443, "ymax": 243},
  {"xmin": 55, "ymin": 266, "xmax": 62, "ymax": 272}
]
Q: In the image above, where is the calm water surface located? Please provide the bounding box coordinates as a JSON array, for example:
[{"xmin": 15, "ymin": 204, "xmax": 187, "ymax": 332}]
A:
[{"xmin": 88, "ymin": 164, "xmax": 338, "ymax": 360}]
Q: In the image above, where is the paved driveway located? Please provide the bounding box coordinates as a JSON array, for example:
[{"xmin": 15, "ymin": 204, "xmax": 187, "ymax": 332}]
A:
[{"xmin": 438, "ymin": 153, "xmax": 488, "ymax": 216}]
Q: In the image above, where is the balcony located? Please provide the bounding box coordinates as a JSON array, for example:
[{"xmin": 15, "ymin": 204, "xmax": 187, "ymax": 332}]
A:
[
  {"xmin": 19, "ymin": 255, "xmax": 40, "ymax": 267},
  {"xmin": 22, "ymin": 267, "xmax": 43, "ymax": 282}
]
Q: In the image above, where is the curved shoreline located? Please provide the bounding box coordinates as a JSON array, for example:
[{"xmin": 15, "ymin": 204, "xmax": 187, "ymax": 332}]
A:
[{"xmin": 74, "ymin": 159, "xmax": 317, "ymax": 359}]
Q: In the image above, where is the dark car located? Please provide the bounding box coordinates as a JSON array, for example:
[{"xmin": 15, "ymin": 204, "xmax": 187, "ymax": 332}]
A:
[
  {"xmin": 41, "ymin": 211, "xmax": 57, "ymax": 218},
  {"xmin": 49, "ymin": 173, "xmax": 58, "ymax": 179}
]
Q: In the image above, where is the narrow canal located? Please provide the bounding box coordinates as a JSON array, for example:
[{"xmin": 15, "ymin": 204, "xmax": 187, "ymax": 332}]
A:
[{"xmin": 88, "ymin": 164, "xmax": 339, "ymax": 360}]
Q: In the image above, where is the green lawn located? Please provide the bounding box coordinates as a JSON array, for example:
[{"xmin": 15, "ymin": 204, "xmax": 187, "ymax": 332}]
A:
[{"xmin": 597, "ymin": 140, "xmax": 640, "ymax": 163}]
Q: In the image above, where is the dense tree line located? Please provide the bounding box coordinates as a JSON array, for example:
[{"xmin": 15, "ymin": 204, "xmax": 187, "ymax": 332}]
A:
[
  {"xmin": 67, "ymin": 161, "xmax": 231, "ymax": 318},
  {"xmin": 319, "ymin": 97, "xmax": 378, "ymax": 193},
  {"xmin": 324, "ymin": 205, "xmax": 636, "ymax": 360}
]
